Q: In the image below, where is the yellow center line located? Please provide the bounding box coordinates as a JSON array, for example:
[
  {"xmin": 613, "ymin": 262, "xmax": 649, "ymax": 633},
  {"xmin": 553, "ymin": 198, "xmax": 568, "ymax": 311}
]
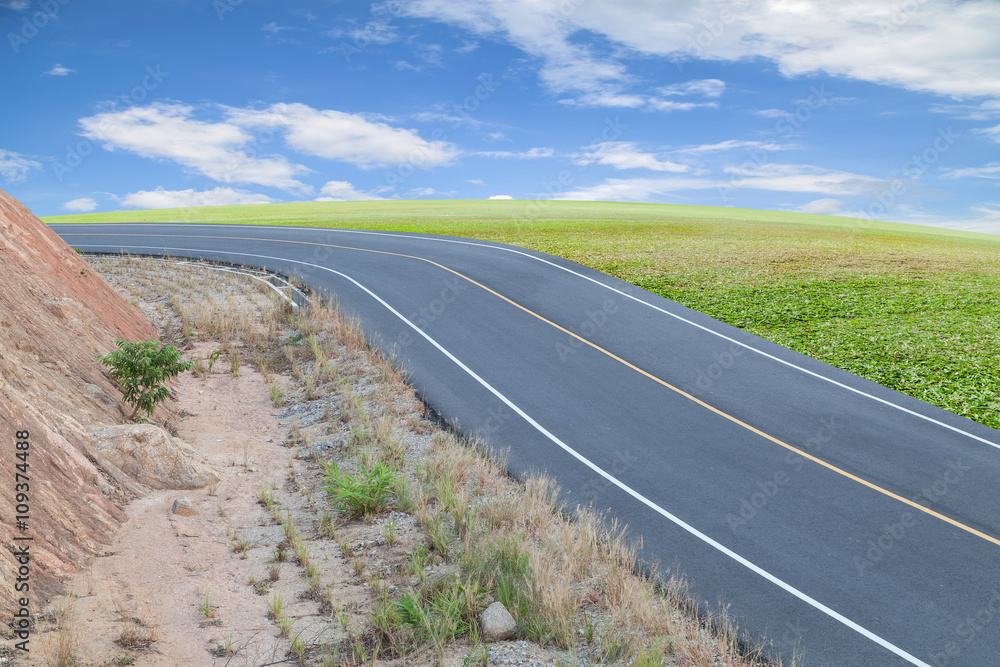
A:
[{"xmin": 84, "ymin": 231, "xmax": 1000, "ymax": 547}]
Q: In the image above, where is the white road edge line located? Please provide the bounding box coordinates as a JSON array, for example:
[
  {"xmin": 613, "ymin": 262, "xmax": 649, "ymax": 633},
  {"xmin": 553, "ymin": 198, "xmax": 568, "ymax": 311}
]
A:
[{"xmin": 77, "ymin": 243, "xmax": 931, "ymax": 667}]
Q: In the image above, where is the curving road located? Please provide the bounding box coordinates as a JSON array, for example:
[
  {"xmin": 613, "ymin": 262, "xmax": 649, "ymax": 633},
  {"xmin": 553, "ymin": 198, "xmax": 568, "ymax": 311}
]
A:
[{"xmin": 51, "ymin": 223, "xmax": 1000, "ymax": 666}]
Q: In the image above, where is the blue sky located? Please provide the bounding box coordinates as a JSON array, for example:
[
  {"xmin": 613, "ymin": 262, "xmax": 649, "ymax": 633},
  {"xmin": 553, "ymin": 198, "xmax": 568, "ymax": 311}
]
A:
[{"xmin": 1, "ymin": 0, "xmax": 999, "ymax": 233}]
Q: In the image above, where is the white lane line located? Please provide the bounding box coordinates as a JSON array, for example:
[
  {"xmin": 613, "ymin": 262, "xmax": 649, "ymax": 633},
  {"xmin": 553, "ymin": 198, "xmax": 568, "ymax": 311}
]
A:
[{"xmin": 75, "ymin": 243, "xmax": 931, "ymax": 666}]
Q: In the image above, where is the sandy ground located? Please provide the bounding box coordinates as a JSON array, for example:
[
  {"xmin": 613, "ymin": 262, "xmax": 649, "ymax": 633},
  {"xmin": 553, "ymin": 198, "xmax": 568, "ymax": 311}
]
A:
[{"xmin": 23, "ymin": 344, "xmax": 297, "ymax": 666}]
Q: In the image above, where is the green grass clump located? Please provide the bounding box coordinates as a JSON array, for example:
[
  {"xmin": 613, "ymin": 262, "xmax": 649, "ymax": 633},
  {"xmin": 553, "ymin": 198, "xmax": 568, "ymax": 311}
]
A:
[
  {"xmin": 321, "ymin": 460, "xmax": 398, "ymax": 518},
  {"xmin": 393, "ymin": 578, "xmax": 485, "ymax": 654}
]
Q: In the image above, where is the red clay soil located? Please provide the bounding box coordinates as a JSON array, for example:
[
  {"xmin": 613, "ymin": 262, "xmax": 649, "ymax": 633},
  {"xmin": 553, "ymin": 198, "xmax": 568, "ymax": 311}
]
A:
[{"xmin": 0, "ymin": 189, "xmax": 156, "ymax": 617}]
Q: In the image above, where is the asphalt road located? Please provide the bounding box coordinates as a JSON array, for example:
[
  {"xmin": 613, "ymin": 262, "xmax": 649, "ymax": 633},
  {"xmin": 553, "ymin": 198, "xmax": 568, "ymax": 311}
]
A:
[{"xmin": 51, "ymin": 223, "xmax": 1000, "ymax": 666}]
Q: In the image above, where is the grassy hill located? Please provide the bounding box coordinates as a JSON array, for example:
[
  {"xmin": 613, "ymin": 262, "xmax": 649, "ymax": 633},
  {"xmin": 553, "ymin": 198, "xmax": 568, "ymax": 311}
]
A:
[{"xmin": 44, "ymin": 200, "xmax": 1000, "ymax": 431}]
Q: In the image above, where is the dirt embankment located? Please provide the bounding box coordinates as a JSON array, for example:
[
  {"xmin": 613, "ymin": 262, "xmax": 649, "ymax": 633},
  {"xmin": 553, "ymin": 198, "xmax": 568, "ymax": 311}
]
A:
[{"xmin": 0, "ymin": 189, "xmax": 156, "ymax": 615}]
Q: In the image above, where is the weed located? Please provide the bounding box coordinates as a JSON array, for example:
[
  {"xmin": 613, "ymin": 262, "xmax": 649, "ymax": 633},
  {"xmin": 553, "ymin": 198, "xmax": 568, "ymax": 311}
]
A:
[
  {"xmin": 321, "ymin": 459, "xmax": 398, "ymax": 518},
  {"xmin": 293, "ymin": 535, "xmax": 311, "ymax": 567},
  {"xmin": 395, "ymin": 578, "xmax": 485, "ymax": 659},
  {"xmin": 306, "ymin": 570, "xmax": 323, "ymax": 599},
  {"xmin": 268, "ymin": 591, "xmax": 284, "ymax": 620},
  {"xmin": 256, "ymin": 352, "xmax": 272, "ymax": 382},
  {"xmin": 43, "ymin": 603, "xmax": 77, "ymax": 667},
  {"xmin": 231, "ymin": 531, "xmax": 251, "ymax": 556},
  {"xmin": 319, "ymin": 511, "xmax": 336, "ymax": 538},
  {"xmin": 463, "ymin": 646, "xmax": 489, "ymax": 667},
  {"xmin": 424, "ymin": 510, "xmax": 453, "ymax": 558},
  {"xmin": 229, "ymin": 348, "xmax": 240, "ymax": 377},
  {"xmin": 269, "ymin": 384, "xmax": 285, "ymax": 407},
  {"xmin": 282, "ymin": 511, "xmax": 297, "ymax": 542},
  {"xmin": 382, "ymin": 517, "xmax": 396, "ymax": 546},
  {"xmin": 115, "ymin": 617, "xmax": 158, "ymax": 651},
  {"xmin": 277, "ymin": 612, "xmax": 294, "ymax": 637},
  {"xmin": 258, "ymin": 484, "xmax": 276, "ymax": 511},
  {"xmin": 601, "ymin": 629, "xmax": 632, "ymax": 663},
  {"xmin": 583, "ymin": 610, "xmax": 597, "ymax": 644},
  {"xmin": 290, "ymin": 631, "xmax": 307, "ymax": 660},
  {"xmin": 206, "ymin": 348, "xmax": 223, "ymax": 372},
  {"xmin": 198, "ymin": 588, "xmax": 214, "ymax": 618}
]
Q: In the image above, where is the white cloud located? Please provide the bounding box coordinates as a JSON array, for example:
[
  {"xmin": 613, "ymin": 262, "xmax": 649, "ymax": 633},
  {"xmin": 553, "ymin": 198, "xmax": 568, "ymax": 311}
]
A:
[
  {"xmin": 555, "ymin": 177, "xmax": 714, "ymax": 201},
  {"xmin": 117, "ymin": 187, "xmax": 277, "ymax": 209},
  {"xmin": 489, "ymin": 195, "xmax": 513, "ymax": 199},
  {"xmin": 62, "ymin": 197, "xmax": 98, "ymax": 212},
  {"xmin": 554, "ymin": 164, "xmax": 885, "ymax": 201},
  {"xmin": 676, "ymin": 140, "xmax": 792, "ymax": 154},
  {"xmin": 346, "ymin": 23, "xmax": 399, "ymax": 46},
  {"xmin": 407, "ymin": 187, "xmax": 456, "ymax": 197},
  {"xmin": 473, "ymin": 147, "xmax": 554, "ymax": 159},
  {"xmin": 0, "ymin": 149, "xmax": 41, "ymax": 182},
  {"xmin": 942, "ymin": 162, "xmax": 1000, "ymax": 180},
  {"xmin": 720, "ymin": 163, "xmax": 885, "ymax": 196},
  {"xmin": 79, "ymin": 102, "xmax": 457, "ymax": 192},
  {"xmin": 2, "ymin": 1, "xmax": 29, "ymax": 10},
  {"xmin": 572, "ymin": 142, "xmax": 688, "ymax": 172},
  {"xmin": 317, "ymin": 181, "xmax": 384, "ymax": 201},
  {"xmin": 394, "ymin": 43, "xmax": 444, "ymax": 72},
  {"xmin": 932, "ymin": 99, "xmax": 1000, "ymax": 121},
  {"xmin": 891, "ymin": 204, "xmax": 1000, "ymax": 236},
  {"xmin": 467, "ymin": 178, "xmax": 485, "ymax": 184},
  {"xmin": 80, "ymin": 103, "xmax": 313, "ymax": 192},
  {"xmin": 659, "ymin": 79, "xmax": 725, "ymax": 98},
  {"xmin": 754, "ymin": 109, "xmax": 791, "ymax": 119},
  {"xmin": 231, "ymin": 103, "xmax": 459, "ymax": 169},
  {"xmin": 646, "ymin": 99, "xmax": 717, "ymax": 112},
  {"xmin": 960, "ymin": 205, "xmax": 1000, "ymax": 235},
  {"xmin": 797, "ymin": 198, "xmax": 844, "ymax": 215},
  {"xmin": 44, "ymin": 64, "xmax": 74, "ymax": 76},
  {"xmin": 262, "ymin": 22, "xmax": 292, "ymax": 35},
  {"xmin": 411, "ymin": 109, "xmax": 488, "ymax": 128},
  {"xmin": 401, "ymin": 0, "xmax": 1000, "ymax": 104},
  {"xmin": 979, "ymin": 124, "xmax": 1000, "ymax": 143}
]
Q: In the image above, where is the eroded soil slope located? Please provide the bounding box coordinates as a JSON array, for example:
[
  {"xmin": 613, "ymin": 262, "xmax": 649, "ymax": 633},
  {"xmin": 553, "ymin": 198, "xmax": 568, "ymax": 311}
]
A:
[{"xmin": 0, "ymin": 189, "xmax": 156, "ymax": 615}]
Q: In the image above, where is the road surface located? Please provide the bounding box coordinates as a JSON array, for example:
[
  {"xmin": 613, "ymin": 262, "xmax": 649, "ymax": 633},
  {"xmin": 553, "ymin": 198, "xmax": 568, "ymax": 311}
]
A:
[{"xmin": 51, "ymin": 222, "xmax": 1000, "ymax": 666}]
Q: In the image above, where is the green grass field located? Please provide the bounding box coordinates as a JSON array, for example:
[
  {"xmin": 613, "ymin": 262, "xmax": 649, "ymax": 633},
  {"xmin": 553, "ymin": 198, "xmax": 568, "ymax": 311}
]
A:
[{"xmin": 44, "ymin": 199, "xmax": 1000, "ymax": 431}]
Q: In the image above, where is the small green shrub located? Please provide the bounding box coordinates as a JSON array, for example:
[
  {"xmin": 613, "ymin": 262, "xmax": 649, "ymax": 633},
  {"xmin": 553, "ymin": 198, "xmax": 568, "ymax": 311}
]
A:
[
  {"xmin": 99, "ymin": 338, "xmax": 192, "ymax": 421},
  {"xmin": 394, "ymin": 578, "xmax": 486, "ymax": 655},
  {"xmin": 321, "ymin": 460, "xmax": 398, "ymax": 519}
]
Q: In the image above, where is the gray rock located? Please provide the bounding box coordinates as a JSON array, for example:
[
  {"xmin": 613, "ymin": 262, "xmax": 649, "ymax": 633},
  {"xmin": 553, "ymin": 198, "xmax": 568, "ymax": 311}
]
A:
[
  {"xmin": 171, "ymin": 497, "xmax": 197, "ymax": 516},
  {"xmin": 88, "ymin": 424, "xmax": 219, "ymax": 490},
  {"xmin": 480, "ymin": 601, "xmax": 517, "ymax": 641}
]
